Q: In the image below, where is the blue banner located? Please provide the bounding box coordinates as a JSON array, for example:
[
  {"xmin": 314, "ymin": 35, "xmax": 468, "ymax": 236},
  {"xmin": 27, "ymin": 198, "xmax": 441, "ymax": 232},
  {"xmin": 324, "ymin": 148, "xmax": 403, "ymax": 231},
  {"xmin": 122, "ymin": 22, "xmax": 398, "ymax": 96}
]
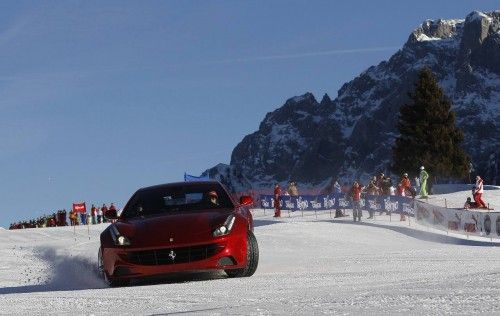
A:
[
  {"xmin": 184, "ymin": 172, "xmax": 210, "ymax": 182},
  {"xmin": 260, "ymin": 194, "xmax": 415, "ymax": 215}
]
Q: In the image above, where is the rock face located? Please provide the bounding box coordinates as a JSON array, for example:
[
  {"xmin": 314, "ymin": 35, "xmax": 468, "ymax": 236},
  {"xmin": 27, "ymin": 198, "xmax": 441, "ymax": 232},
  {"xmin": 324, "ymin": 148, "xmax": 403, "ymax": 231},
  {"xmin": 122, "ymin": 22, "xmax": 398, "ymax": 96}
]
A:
[{"xmin": 205, "ymin": 11, "xmax": 500, "ymax": 191}]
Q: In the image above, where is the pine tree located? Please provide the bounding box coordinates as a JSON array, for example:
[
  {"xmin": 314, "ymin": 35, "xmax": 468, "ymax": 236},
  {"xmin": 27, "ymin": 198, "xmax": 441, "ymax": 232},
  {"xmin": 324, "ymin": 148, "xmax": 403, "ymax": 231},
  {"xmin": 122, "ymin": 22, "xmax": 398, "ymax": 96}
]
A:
[{"xmin": 392, "ymin": 68, "xmax": 469, "ymax": 180}]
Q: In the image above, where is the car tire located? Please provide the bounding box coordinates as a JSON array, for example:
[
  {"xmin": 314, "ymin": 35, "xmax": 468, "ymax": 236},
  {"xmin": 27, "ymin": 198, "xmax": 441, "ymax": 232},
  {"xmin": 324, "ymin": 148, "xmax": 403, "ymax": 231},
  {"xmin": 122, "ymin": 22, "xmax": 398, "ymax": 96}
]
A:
[
  {"xmin": 225, "ymin": 230, "xmax": 259, "ymax": 278},
  {"xmin": 98, "ymin": 247, "xmax": 129, "ymax": 287}
]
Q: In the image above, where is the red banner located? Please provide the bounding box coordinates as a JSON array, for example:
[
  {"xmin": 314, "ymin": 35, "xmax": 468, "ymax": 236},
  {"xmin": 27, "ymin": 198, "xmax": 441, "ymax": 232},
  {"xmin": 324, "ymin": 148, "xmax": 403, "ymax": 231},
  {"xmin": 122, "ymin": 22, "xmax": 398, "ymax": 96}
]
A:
[{"xmin": 72, "ymin": 202, "xmax": 86, "ymax": 214}]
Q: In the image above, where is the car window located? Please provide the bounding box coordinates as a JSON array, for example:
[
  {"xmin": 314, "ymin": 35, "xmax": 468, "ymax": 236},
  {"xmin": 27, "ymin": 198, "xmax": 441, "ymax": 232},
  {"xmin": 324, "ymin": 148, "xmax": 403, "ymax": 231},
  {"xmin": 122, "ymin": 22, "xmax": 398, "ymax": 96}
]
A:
[{"xmin": 121, "ymin": 184, "xmax": 233, "ymax": 218}]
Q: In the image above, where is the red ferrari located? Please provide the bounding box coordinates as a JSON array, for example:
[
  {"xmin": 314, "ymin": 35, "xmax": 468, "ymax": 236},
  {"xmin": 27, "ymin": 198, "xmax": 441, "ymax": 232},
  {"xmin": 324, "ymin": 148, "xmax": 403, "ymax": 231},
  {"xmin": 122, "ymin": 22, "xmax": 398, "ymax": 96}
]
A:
[{"xmin": 98, "ymin": 181, "xmax": 258, "ymax": 286}]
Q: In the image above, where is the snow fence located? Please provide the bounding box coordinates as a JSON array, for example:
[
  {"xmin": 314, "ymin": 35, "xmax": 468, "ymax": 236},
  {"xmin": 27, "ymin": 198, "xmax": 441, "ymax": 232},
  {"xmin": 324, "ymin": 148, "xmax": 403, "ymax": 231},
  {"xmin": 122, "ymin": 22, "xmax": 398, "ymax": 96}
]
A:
[
  {"xmin": 260, "ymin": 193, "xmax": 499, "ymax": 240},
  {"xmin": 260, "ymin": 193, "xmax": 415, "ymax": 215},
  {"xmin": 414, "ymin": 200, "xmax": 500, "ymax": 239}
]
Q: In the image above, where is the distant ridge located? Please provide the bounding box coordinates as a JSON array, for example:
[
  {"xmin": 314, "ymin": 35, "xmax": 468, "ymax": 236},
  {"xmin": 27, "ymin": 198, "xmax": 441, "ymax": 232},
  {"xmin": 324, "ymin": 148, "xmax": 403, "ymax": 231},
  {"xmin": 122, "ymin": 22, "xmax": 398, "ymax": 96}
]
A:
[{"xmin": 205, "ymin": 10, "xmax": 500, "ymax": 192}]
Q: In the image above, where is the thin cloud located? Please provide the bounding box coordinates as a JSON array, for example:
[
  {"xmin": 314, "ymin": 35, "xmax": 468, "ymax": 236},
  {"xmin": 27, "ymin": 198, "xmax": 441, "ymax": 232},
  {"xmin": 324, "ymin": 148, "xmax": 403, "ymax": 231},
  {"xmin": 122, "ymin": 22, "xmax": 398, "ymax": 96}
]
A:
[{"xmin": 206, "ymin": 46, "xmax": 401, "ymax": 65}]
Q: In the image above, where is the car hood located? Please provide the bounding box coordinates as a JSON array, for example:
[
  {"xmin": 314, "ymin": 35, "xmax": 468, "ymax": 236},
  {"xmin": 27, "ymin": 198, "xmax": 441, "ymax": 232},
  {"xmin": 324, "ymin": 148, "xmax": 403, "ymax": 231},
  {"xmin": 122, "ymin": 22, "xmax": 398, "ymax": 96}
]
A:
[{"xmin": 114, "ymin": 209, "xmax": 233, "ymax": 248}]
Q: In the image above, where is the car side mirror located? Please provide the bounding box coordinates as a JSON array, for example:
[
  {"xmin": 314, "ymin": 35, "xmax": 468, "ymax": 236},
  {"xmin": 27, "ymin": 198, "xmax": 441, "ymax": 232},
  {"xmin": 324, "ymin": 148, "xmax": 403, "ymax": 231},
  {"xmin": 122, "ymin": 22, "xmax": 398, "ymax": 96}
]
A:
[
  {"xmin": 105, "ymin": 209, "xmax": 118, "ymax": 220},
  {"xmin": 239, "ymin": 195, "xmax": 253, "ymax": 207}
]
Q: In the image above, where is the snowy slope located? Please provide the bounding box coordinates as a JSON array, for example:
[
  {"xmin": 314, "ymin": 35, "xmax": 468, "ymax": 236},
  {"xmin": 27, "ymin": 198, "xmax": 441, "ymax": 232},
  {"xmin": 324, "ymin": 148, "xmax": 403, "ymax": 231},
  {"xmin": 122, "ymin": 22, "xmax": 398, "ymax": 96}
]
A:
[{"xmin": 1, "ymin": 188, "xmax": 500, "ymax": 315}]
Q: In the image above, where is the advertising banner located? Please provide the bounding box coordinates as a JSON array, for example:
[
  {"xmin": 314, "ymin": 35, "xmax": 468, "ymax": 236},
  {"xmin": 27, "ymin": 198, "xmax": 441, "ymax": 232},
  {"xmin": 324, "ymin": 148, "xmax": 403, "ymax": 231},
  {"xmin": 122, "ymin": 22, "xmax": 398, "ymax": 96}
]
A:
[
  {"xmin": 260, "ymin": 193, "xmax": 415, "ymax": 215},
  {"xmin": 72, "ymin": 202, "xmax": 86, "ymax": 214},
  {"xmin": 414, "ymin": 200, "xmax": 500, "ymax": 238}
]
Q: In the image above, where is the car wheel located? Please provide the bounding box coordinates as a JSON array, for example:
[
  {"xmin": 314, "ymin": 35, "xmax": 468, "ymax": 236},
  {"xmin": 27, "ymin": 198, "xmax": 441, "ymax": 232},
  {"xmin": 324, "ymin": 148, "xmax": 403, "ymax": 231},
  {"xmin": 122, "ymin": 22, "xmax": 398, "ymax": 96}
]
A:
[
  {"xmin": 225, "ymin": 230, "xmax": 259, "ymax": 278},
  {"xmin": 98, "ymin": 247, "xmax": 129, "ymax": 287}
]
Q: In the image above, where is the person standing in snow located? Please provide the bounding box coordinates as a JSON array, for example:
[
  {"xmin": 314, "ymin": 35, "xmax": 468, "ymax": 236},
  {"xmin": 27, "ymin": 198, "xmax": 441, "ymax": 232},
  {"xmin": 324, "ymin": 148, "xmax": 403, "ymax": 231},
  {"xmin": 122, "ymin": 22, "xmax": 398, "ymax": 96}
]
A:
[
  {"xmin": 333, "ymin": 180, "xmax": 342, "ymax": 194},
  {"xmin": 273, "ymin": 183, "xmax": 282, "ymax": 218},
  {"xmin": 331, "ymin": 179, "xmax": 345, "ymax": 217},
  {"xmin": 414, "ymin": 176, "xmax": 420, "ymax": 192},
  {"xmin": 376, "ymin": 173, "xmax": 385, "ymax": 195},
  {"xmin": 473, "ymin": 175, "xmax": 488, "ymax": 209},
  {"xmin": 97, "ymin": 206, "xmax": 103, "ymax": 224},
  {"xmin": 365, "ymin": 177, "xmax": 379, "ymax": 219},
  {"xmin": 350, "ymin": 181, "xmax": 364, "ymax": 222},
  {"xmin": 91, "ymin": 204, "xmax": 97, "ymax": 224},
  {"xmin": 419, "ymin": 166, "xmax": 429, "ymax": 198},
  {"xmin": 101, "ymin": 203, "xmax": 109, "ymax": 223},
  {"xmin": 80, "ymin": 208, "xmax": 87, "ymax": 225},
  {"xmin": 287, "ymin": 181, "xmax": 299, "ymax": 197},
  {"xmin": 399, "ymin": 173, "xmax": 413, "ymax": 197},
  {"xmin": 398, "ymin": 173, "xmax": 412, "ymax": 221},
  {"xmin": 109, "ymin": 203, "xmax": 118, "ymax": 223}
]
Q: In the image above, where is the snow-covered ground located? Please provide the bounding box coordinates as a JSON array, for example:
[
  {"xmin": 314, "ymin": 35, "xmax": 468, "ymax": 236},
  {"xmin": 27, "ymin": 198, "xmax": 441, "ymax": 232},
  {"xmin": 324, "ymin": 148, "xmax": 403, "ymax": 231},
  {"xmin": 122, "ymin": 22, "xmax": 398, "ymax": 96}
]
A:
[{"xmin": 1, "ymin": 187, "xmax": 500, "ymax": 315}]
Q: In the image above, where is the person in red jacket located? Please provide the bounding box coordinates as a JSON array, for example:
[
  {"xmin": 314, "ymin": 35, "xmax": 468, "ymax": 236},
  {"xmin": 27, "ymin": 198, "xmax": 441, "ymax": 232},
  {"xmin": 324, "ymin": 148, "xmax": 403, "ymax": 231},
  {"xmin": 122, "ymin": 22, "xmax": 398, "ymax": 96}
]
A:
[
  {"xmin": 273, "ymin": 183, "xmax": 282, "ymax": 218},
  {"xmin": 101, "ymin": 203, "xmax": 109, "ymax": 223},
  {"xmin": 91, "ymin": 204, "xmax": 97, "ymax": 225},
  {"xmin": 398, "ymin": 173, "xmax": 412, "ymax": 221},
  {"xmin": 350, "ymin": 181, "xmax": 364, "ymax": 222}
]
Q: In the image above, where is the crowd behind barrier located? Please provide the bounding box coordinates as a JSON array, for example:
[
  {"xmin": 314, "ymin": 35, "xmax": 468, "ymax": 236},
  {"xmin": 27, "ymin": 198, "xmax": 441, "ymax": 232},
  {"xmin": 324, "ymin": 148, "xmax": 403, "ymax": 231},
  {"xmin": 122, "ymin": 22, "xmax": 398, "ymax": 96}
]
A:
[
  {"xmin": 8, "ymin": 203, "xmax": 117, "ymax": 230},
  {"xmin": 8, "ymin": 210, "xmax": 68, "ymax": 230}
]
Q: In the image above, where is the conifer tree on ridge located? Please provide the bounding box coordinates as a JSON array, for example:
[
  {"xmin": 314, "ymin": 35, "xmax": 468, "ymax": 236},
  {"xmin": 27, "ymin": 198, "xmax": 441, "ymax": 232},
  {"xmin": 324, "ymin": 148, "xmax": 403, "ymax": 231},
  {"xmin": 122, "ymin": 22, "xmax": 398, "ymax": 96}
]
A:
[{"xmin": 392, "ymin": 68, "xmax": 469, "ymax": 182}]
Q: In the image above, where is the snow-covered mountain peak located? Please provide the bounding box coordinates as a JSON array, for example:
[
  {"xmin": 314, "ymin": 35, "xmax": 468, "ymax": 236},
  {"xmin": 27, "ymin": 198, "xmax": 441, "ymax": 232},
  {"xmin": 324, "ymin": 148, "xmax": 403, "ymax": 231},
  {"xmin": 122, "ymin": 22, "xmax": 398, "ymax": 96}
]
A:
[
  {"xmin": 411, "ymin": 18, "xmax": 464, "ymax": 42},
  {"xmin": 466, "ymin": 10, "xmax": 494, "ymax": 23},
  {"xmin": 205, "ymin": 10, "xmax": 500, "ymax": 191}
]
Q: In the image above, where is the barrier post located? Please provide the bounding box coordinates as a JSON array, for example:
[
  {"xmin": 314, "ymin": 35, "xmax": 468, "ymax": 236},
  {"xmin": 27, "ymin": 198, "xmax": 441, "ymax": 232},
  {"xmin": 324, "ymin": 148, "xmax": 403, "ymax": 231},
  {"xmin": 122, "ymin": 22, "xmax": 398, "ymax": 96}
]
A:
[
  {"xmin": 315, "ymin": 209, "xmax": 317, "ymax": 219},
  {"xmin": 329, "ymin": 209, "xmax": 332, "ymax": 219},
  {"xmin": 445, "ymin": 199, "xmax": 447, "ymax": 208},
  {"xmin": 288, "ymin": 209, "xmax": 291, "ymax": 218}
]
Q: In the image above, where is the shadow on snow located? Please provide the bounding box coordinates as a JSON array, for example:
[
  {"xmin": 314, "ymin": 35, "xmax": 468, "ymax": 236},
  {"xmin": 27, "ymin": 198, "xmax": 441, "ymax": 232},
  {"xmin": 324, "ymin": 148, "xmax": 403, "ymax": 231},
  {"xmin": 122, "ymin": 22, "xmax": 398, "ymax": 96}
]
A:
[{"xmin": 322, "ymin": 218, "xmax": 500, "ymax": 247}]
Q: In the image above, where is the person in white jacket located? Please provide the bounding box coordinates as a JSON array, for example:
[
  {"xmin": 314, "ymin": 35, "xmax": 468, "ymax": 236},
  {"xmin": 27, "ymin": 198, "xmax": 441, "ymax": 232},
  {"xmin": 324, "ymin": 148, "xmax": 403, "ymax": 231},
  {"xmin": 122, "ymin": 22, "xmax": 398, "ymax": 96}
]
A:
[{"xmin": 473, "ymin": 175, "xmax": 488, "ymax": 209}]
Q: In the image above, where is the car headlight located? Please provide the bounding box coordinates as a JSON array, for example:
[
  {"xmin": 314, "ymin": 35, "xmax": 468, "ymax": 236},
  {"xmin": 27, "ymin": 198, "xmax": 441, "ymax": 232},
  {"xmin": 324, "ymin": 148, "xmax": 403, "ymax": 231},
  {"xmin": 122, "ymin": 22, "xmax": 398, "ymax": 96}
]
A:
[
  {"xmin": 213, "ymin": 215, "xmax": 236, "ymax": 237},
  {"xmin": 110, "ymin": 225, "xmax": 131, "ymax": 246}
]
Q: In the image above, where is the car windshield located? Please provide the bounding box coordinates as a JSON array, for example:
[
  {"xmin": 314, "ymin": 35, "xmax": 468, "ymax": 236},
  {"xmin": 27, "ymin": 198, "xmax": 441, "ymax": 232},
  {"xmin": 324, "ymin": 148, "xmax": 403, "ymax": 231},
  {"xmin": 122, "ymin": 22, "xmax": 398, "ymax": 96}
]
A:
[{"xmin": 121, "ymin": 183, "xmax": 234, "ymax": 218}]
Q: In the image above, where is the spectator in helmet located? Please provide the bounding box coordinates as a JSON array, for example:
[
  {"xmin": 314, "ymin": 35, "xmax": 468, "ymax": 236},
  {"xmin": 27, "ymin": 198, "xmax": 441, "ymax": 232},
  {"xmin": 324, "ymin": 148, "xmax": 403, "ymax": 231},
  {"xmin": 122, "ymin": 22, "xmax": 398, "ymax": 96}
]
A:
[
  {"xmin": 399, "ymin": 173, "xmax": 412, "ymax": 197},
  {"xmin": 419, "ymin": 166, "xmax": 429, "ymax": 198}
]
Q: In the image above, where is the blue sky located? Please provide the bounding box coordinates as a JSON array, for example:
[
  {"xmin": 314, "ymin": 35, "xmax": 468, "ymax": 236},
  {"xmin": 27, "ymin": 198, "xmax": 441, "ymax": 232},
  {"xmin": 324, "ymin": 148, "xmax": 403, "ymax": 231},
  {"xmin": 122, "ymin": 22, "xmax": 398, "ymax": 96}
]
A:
[{"xmin": 1, "ymin": 1, "xmax": 498, "ymax": 227}]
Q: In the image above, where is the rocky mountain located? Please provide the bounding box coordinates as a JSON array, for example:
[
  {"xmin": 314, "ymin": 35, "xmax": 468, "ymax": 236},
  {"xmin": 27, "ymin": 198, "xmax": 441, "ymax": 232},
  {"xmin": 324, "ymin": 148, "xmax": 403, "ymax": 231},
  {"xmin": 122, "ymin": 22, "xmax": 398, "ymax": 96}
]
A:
[{"xmin": 204, "ymin": 10, "xmax": 500, "ymax": 191}]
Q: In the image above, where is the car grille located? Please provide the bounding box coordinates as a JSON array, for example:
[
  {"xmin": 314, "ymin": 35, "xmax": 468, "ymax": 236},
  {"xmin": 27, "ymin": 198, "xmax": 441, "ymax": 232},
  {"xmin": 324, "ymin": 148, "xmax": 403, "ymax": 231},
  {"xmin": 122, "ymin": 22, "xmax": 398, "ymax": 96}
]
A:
[{"xmin": 128, "ymin": 244, "xmax": 224, "ymax": 266}]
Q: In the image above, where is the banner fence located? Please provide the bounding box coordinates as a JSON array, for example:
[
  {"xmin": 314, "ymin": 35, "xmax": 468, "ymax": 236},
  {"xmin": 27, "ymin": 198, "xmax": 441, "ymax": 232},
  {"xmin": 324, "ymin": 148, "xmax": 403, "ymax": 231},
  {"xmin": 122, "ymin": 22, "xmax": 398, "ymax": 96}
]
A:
[
  {"xmin": 259, "ymin": 193, "xmax": 415, "ymax": 215},
  {"xmin": 258, "ymin": 193, "xmax": 499, "ymax": 240},
  {"xmin": 414, "ymin": 200, "xmax": 500, "ymax": 239}
]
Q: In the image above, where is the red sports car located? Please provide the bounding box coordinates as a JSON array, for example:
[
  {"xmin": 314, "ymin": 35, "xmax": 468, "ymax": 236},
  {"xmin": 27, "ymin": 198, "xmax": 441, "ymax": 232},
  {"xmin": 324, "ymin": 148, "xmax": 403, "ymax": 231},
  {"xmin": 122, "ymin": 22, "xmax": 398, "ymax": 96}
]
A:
[{"xmin": 98, "ymin": 181, "xmax": 258, "ymax": 286}]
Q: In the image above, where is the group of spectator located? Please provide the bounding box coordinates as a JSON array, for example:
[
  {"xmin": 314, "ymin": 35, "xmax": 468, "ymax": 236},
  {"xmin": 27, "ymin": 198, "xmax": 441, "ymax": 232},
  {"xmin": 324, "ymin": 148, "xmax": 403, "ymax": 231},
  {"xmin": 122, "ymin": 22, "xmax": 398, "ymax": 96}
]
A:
[
  {"xmin": 273, "ymin": 181, "xmax": 300, "ymax": 217},
  {"xmin": 9, "ymin": 203, "xmax": 117, "ymax": 230},
  {"xmin": 68, "ymin": 203, "xmax": 117, "ymax": 226},
  {"xmin": 296, "ymin": 167, "xmax": 430, "ymax": 221},
  {"xmin": 347, "ymin": 171, "xmax": 420, "ymax": 222},
  {"xmin": 9, "ymin": 210, "xmax": 68, "ymax": 230},
  {"xmin": 272, "ymin": 167, "xmax": 491, "ymax": 223}
]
